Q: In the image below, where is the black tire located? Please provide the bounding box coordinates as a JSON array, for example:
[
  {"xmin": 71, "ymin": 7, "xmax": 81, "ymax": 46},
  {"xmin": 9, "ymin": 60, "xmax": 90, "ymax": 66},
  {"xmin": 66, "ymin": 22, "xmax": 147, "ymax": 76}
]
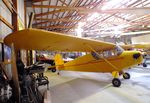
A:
[
  {"xmin": 112, "ymin": 78, "xmax": 121, "ymax": 87},
  {"xmin": 143, "ymin": 63, "xmax": 147, "ymax": 67},
  {"xmin": 123, "ymin": 72, "xmax": 130, "ymax": 79},
  {"xmin": 51, "ymin": 68, "xmax": 56, "ymax": 72}
]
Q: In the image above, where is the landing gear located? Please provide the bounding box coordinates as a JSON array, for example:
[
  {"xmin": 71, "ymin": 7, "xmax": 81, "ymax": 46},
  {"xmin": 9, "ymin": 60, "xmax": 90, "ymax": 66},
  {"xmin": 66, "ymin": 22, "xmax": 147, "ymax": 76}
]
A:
[
  {"xmin": 57, "ymin": 72, "xmax": 60, "ymax": 75},
  {"xmin": 112, "ymin": 71, "xmax": 121, "ymax": 87},
  {"xmin": 123, "ymin": 72, "xmax": 130, "ymax": 79},
  {"xmin": 143, "ymin": 63, "xmax": 147, "ymax": 67},
  {"xmin": 51, "ymin": 68, "xmax": 56, "ymax": 73},
  {"xmin": 112, "ymin": 78, "xmax": 121, "ymax": 87}
]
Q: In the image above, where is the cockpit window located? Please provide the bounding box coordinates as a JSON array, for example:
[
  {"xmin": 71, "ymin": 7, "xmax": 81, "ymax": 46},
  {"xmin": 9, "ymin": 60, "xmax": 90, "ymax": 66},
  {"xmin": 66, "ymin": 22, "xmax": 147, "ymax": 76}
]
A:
[
  {"xmin": 91, "ymin": 52, "xmax": 100, "ymax": 60},
  {"xmin": 115, "ymin": 45, "xmax": 124, "ymax": 55},
  {"xmin": 91, "ymin": 45, "xmax": 124, "ymax": 59}
]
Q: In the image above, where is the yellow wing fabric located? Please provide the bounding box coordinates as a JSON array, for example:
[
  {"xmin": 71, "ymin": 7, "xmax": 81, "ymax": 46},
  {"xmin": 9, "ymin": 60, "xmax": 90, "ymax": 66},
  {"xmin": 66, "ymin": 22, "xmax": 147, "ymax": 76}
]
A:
[
  {"xmin": 122, "ymin": 44, "xmax": 150, "ymax": 50},
  {"xmin": 4, "ymin": 29, "xmax": 115, "ymax": 52}
]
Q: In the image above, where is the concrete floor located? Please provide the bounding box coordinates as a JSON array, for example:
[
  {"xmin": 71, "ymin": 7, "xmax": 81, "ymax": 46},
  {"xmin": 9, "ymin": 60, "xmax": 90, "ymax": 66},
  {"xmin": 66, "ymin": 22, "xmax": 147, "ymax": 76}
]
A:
[{"xmin": 41, "ymin": 66, "xmax": 150, "ymax": 103}]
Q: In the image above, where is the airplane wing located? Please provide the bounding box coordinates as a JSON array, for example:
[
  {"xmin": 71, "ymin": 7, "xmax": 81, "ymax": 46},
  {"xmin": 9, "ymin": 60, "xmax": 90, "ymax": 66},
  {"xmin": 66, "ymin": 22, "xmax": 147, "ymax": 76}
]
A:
[
  {"xmin": 121, "ymin": 44, "xmax": 150, "ymax": 50},
  {"xmin": 4, "ymin": 29, "xmax": 115, "ymax": 52}
]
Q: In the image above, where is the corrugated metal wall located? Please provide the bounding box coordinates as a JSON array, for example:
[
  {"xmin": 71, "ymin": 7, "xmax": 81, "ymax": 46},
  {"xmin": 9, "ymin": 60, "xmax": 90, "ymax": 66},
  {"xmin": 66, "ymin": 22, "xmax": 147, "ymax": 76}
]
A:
[
  {"xmin": 0, "ymin": 0, "xmax": 12, "ymax": 39},
  {"xmin": 0, "ymin": 0, "xmax": 25, "ymax": 79},
  {"xmin": 132, "ymin": 34, "xmax": 150, "ymax": 44},
  {"xmin": 0, "ymin": 0, "xmax": 13, "ymax": 79}
]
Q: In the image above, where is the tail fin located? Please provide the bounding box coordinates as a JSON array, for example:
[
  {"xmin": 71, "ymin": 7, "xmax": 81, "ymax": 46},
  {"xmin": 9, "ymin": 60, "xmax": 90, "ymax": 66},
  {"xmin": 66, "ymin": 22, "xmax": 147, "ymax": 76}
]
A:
[{"xmin": 54, "ymin": 54, "xmax": 64, "ymax": 69}]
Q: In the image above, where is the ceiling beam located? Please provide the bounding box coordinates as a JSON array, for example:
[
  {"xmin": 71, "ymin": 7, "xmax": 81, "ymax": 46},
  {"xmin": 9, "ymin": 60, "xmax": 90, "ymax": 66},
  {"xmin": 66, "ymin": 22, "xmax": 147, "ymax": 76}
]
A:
[
  {"xmin": 36, "ymin": 25, "xmax": 74, "ymax": 29},
  {"xmin": 32, "ymin": 0, "xmax": 48, "ymax": 2},
  {"xmin": 0, "ymin": 15, "xmax": 14, "ymax": 29},
  {"xmin": 34, "ymin": 14, "xmax": 81, "ymax": 26},
  {"xmin": 32, "ymin": 5, "xmax": 150, "ymax": 14},
  {"xmin": 35, "ymin": 18, "xmax": 78, "ymax": 21},
  {"xmin": 130, "ymin": 14, "xmax": 150, "ymax": 22},
  {"xmin": 35, "ymin": 14, "xmax": 80, "ymax": 20},
  {"xmin": 33, "ymin": 18, "xmax": 78, "ymax": 25},
  {"xmin": 33, "ymin": 18, "xmax": 150, "ymax": 26},
  {"xmin": 59, "ymin": 0, "xmax": 68, "ymax": 6},
  {"xmin": 33, "ymin": 21, "xmax": 48, "ymax": 25},
  {"xmin": 35, "ymin": 9, "xmax": 66, "ymax": 17},
  {"xmin": 2, "ymin": 0, "xmax": 13, "ymax": 13}
]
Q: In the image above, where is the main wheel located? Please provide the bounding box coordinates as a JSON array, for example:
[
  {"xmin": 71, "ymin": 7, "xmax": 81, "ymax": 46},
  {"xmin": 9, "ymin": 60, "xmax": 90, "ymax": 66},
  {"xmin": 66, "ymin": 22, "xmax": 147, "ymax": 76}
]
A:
[
  {"xmin": 143, "ymin": 63, "xmax": 147, "ymax": 67},
  {"xmin": 112, "ymin": 78, "xmax": 121, "ymax": 87},
  {"xmin": 123, "ymin": 72, "xmax": 130, "ymax": 79},
  {"xmin": 51, "ymin": 68, "xmax": 56, "ymax": 72}
]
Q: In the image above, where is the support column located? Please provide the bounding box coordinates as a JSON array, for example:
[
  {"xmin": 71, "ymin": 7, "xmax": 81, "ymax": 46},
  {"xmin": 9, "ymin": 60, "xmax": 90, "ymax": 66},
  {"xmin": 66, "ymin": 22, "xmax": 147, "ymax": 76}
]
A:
[
  {"xmin": 11, "ymin": 0, "xmax": 20, "ymax": 103},
  {"xmin": 12, "ymin": 0, "xmax": 18, "ymax": 31}
]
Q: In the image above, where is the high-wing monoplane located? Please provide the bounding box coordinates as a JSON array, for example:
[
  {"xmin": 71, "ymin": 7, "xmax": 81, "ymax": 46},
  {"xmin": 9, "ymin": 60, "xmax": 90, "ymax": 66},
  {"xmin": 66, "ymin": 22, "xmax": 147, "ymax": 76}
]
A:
[{"xmin": 4, "ymin": 29, "xmax": 143, "ymax": 87}]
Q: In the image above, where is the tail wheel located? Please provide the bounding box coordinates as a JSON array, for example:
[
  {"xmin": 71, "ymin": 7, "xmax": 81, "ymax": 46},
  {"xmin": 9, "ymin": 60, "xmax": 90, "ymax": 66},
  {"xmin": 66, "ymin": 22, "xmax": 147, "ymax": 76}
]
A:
[
  {"xmin": 112, "ymin": 78, "xmax": 121, "ymax": 87},
  {"xmin": 51, "ymin": 68, "xmax": 56, "ymax": 72},
  {"xmin": 119, "ymin": 71, "xmax": 123, "ymax": 76},
  {"xmin": 123, "ymin": 73, "xmax": 130, "ymax": 79}
]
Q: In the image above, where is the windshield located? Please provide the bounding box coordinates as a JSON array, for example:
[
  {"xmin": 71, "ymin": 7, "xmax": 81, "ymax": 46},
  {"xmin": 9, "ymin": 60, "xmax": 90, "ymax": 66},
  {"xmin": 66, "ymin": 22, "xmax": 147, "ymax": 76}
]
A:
[
  {"xmin": 115, "ymin": 45, "xmax": 124, "ymax": 55},
  {"xmin": 91, "ymin": 45, "xmax": 124, "ymax": 59}
]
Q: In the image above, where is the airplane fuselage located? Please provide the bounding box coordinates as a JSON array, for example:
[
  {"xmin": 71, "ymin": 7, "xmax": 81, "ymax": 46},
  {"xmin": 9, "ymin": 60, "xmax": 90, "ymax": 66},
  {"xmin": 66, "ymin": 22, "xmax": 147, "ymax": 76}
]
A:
[{"xmin": 58, "ymin": 51, "xmax": 143, "ymax": 73}]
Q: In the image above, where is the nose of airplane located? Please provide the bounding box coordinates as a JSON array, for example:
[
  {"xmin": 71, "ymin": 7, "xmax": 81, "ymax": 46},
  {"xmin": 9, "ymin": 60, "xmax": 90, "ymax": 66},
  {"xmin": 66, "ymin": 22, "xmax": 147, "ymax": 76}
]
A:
[
  {"xmin": 142, "ymin": 54, "xmax": 147, "ymax": 59},
  {"xmin": 133, "ymin": 53, "xmax": 141, "ymax": 59}
]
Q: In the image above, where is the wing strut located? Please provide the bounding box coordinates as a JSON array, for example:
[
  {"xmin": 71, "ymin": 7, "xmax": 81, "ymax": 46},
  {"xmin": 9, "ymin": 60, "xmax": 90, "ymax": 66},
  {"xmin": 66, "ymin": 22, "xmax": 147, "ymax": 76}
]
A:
[
  {"xmin": 86, "ymin": 44, "xmax": 124, "ymax": 87},
  {"xmin": 85, "ymin": 44, "xmax": 119, "ymax": 77}
]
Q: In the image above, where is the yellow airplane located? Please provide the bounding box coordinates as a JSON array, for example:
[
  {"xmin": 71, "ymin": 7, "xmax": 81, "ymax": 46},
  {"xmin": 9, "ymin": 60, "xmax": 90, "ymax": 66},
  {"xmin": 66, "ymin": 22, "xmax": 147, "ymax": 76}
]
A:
[
  {"xmin": 122, "ymin": 43, "xmax": 150, "ymax": 67},
  {"xmin": 4, "ymin": 29, "xmax": 143, "ymax": 87}
]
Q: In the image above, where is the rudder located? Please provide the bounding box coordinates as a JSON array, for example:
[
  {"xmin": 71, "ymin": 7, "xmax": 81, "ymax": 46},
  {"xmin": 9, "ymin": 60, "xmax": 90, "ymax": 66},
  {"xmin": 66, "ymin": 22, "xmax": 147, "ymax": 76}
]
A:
[{"xmin": 54, "ymin": 54, "xmax": 64, "ymax": 69}]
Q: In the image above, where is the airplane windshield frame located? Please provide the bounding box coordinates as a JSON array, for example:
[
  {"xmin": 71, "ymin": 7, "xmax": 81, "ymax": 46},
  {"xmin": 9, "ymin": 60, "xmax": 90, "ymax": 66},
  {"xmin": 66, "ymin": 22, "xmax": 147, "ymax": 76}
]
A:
[
  {"xmin": 115, "ymin": 45, "xmax": 124, "ymax": 55},
  {"xmin": 91, "ymin": 45, "xmax": 124, "ymax": 59}
]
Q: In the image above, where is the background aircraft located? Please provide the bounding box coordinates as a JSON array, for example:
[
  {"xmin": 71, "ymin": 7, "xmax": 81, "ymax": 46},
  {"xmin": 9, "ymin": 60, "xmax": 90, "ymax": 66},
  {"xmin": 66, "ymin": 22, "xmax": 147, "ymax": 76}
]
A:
[{"xmin": 4, "ymin": 29, "xmax": 143, "ymax": 87}]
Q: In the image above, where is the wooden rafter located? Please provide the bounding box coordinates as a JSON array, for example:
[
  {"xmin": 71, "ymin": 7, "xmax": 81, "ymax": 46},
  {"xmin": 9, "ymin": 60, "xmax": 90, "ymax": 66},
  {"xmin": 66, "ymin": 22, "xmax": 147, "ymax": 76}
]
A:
[
  {"xmin": 32, "ymin": 5, "xmax": 92, "ymax": 10},
  {"xmin": 66, "ymin": 0, "xmax": 105, "ymax": 32},
  {"xmin": 33, "ymin": 5, "xmax": 150, "ymax": 14},
  {"xmin": 35, "ymin": 9, "xmax": 66, "ymax": 17},
  {"xmin": 33, "ymin": 18, "xmax": 78, "ymax": 25},
  {"xmin": 59, "ymin": 0, "xmax": 68, "ymax": 6},
  {"xmin": 2, "ymin": 0, "xmax": 13, "ymax": 13},
  {"xmin": 36, "ymin": 25, "xmax": 74, "ymax": 29},
  {"xmin": 33, "ymin": 21, "xmax": 48, "ymax": 25},
  {"xmin": 35, "ymin": 18, "xmax": 78, "ymax": 21},
  {"xmin": 84, "ymin": 0, "xmax": 148, "ymax": 29},
  {"xmin": 12, "ymin": 0, "xmax": 18, "ymax": 31},
  {"xmin": 31, "ymin": 0, "xmax": 150, "ymax": 34},
  {"xmin": 45, "ymin": 0, "xmax": 51, "ymax": 28},
  {"xmin": 113, "ymin": 14, "xmax": 130, "ymax": 22},
  {"xmin": 48, "ymin": 0, "xmax": 59, "ymax": 29},
  {"xmin": 32, "ymin": 0, "xmax": 48, "ymax": 2},
  {"xmin": 34, "ymin": 13, "xmax": 81, "ymax": 26},
  {"xmin": 52, "ymin": 0, "xmax": 72, "ymax": 29},
  {"xmin": 0, "ymin": 15, "xmax": 13, "ymax": 29},
  {"xmin": 36, "ymin": 25, "xmax": 73, "ymax": 29},
  {"xmin": 58, "ymin": 0, "xmax": 84, "ymax": 32}
]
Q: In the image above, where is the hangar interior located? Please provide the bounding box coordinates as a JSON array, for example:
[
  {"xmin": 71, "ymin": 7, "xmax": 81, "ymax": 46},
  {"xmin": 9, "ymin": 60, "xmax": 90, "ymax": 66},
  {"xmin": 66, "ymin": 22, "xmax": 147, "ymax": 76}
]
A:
[{"xmin": 0, "ymin": 0, "xmax": 150, "ymax": 103}]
